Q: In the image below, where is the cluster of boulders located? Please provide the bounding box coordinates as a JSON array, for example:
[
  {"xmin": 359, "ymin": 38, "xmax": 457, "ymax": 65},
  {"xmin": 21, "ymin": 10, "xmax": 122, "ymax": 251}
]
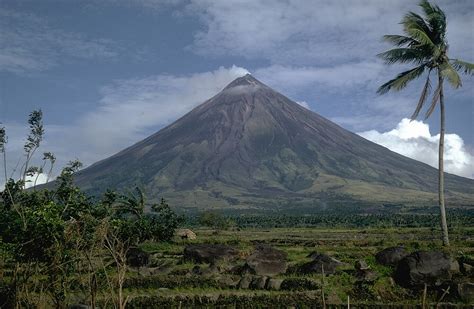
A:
[
  {"xmin": 375, "ymin": 246, "xmax": 458, "ymax": 288},
  {"xmin": 182, "ymin": 243, "xmax": 298, "ymax": 291},
  {"xmin": 126, "ymin": 243, "xmax": 473, "ymax": 301},
  {"xmin": 375, "ymin": 246, "xmax": 473, "ymax": 302}
]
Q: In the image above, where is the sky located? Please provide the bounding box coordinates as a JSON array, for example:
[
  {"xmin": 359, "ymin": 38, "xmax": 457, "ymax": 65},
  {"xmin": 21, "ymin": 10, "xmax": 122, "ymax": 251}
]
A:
[{"xmin": 1, "ymin": 0, "xmax": 473, "ymax": 185}]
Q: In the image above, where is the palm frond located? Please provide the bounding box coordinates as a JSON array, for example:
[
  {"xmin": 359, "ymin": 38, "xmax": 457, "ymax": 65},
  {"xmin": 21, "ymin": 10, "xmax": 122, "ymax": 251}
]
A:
[
  {"xmin": 405, "ymin": 28, "xmax": 436, "ymax": 49},
  {"xmin": 424, "ymin": 80, "xmax": 441, "ymax": 119},
  {"xmin": 383, "ymin": 35, "xmax": 419, "ymax": 47},
  {"xmin": 450, "ymin": 59, "xmax": 474, "ymax": 75},
  {"xmin": 377, "ymin": 64, "xmax": 426, "ymax": 95},
  {"xmin": 411, "ymin": 71, "xmax": 431, "ymax": 120},
  {"xmin": 402, "ymin": 12, "xmax": 434, "ymax": 43},
  {"xmin": 377, "ymin": 48, "xmax": 429, "ymax": 65},
  {"xmin": 440, "ymin": 62, "xmax": 462, "ymax": 89},
  {"xmin": 419, "ymin": 0, "xmax": 446, "ymax": 43}
]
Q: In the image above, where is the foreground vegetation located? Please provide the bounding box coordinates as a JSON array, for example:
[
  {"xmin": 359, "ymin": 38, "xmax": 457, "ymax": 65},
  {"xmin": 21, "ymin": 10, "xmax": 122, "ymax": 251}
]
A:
[
  {"xmin": 2, "ymin": 215, "xmax": 473, "ymax": 307},
  {"xmin": 0, "ymin": 111, "xmax": 182, "ymax": 308}
]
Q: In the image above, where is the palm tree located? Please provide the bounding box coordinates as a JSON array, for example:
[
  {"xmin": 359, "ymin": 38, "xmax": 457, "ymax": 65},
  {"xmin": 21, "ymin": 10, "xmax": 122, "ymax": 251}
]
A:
[{"xmin": 377, "ymin": 0, "xmax": 473, "ymax": 246}]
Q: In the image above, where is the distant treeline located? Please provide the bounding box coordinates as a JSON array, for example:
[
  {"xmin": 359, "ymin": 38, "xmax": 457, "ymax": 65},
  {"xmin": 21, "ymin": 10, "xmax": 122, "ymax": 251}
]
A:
[{"xmin": 185, "ymin": 209, "xmax": 474, "ymax": 229}]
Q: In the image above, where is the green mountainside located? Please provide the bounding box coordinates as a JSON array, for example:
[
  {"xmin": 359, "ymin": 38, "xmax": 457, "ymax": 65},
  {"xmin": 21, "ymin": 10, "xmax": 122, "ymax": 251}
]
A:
[{"xmin": 73, "ymin": 74, "xmax": 474, "ymax": 212}]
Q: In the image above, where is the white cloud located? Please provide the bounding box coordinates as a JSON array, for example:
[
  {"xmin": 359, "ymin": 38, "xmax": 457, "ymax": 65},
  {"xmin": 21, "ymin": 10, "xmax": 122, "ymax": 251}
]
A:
[
  {"xmin": 185, "ymin": 0, "xmax": 473, "ymax": 65},
  {"xmin": 0, "ymin": 8, "xmax": 117, "ymax": 73},
  {"xmin": 255, "ymin": 62, "xmax": 386, "ymax": 91},
  {"xmin": 77, "ymin": 65, "xmax": 249, "ymax": 158},
  {"xmin": 24, "ymin": 173, "xmax": 49, "ymax": 189},
  {"xmin": 359, "ymin": 118, "xmax": 474, "ymax": 178},
  {"xmin": 296, "ymin": 101, "xmax": 310, "ymax": 109}
]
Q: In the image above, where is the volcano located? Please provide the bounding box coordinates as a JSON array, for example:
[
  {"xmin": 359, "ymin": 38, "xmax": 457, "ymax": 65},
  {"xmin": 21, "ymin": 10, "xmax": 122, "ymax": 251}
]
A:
[{"xmin": 74, "ymin": 74, "xmax": 474, "ymax": 212}]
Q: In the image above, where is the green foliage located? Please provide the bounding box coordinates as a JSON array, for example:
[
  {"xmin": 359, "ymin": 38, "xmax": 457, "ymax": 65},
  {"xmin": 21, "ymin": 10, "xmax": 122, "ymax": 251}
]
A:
[
  {"xmin": 198, "ymin": 211, "xmax": 234, "ymax": 230},
  {"xmin": 185, "ymin": 211, "xmax": 474, "ymax": 229},
  {"xmin": 377, "ymin": 0, "xmax": 472, "ymax": 114},
  {"xmin": 0, "ymin": 110, "xmax": 181, "ymax": 308}
]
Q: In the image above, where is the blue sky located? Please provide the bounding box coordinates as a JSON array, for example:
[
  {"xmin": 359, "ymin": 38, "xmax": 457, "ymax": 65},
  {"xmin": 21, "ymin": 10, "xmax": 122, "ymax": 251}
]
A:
[{"xmin": 1, "ymin": 0, "xmax": 473, "ymax": 182}]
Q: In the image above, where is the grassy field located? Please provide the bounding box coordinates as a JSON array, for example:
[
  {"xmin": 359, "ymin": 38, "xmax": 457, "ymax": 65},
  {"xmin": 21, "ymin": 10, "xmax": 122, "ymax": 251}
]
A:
[
  {"xmin": 3, "ymin": 225, "xmax": 472, "ymax": 308},
  {"xmin": 122, "ymin": 226, "xmax": 474, "ymax": 308}
]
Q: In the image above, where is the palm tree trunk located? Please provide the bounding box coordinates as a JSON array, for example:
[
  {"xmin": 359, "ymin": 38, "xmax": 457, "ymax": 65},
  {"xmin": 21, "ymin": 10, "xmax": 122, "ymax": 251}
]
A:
[{"xmin": 438, "ymin": 72, "xmax": 449, "ymax": 246}]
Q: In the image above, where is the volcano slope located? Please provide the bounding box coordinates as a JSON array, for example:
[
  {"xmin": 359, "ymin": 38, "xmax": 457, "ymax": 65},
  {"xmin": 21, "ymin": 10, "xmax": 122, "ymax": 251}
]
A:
[{"xmin": 73, "ymin": 74, "xmax": 474, "ymax": 212}]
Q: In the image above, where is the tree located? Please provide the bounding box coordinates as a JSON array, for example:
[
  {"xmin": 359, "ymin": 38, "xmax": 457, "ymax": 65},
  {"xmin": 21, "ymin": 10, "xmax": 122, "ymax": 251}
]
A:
[
  {"xmin": 377, "ymin": 0, "xmax": 473, "ymax": 246},
  {"xmin": 198, "ymin": 211, "xmax": 233, "ymax": 231},
  {"xmin": 1, "ymin": 110, "xmax": 182, "ymax": 307}
]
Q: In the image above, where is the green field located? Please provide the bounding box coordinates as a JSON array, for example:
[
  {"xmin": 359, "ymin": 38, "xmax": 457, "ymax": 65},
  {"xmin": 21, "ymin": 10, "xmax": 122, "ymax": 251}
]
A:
[
  {"xmin": 125, "ymin": 226, "xmax": 473, "ymax": 307},
  {"xmin": 4, "ymin": 225, "xmax": 469, "ymax": 308}
]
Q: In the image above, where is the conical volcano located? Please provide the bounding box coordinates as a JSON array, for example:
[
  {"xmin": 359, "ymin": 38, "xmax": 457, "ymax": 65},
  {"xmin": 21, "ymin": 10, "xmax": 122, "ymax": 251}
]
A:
[{"xmin": 74, "ymin": 74, "xmax": 474, "ymax": 212}]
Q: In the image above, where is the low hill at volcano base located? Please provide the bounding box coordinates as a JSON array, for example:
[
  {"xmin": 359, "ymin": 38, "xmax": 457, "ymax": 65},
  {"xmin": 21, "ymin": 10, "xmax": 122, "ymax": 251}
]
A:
[{"xmin": 73, "ymin": 74, "xmax": 474, "ymax": 213}]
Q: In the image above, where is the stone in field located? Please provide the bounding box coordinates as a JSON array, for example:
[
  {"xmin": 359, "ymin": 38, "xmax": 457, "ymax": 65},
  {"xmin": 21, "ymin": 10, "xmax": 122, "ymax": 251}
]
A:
[
  {"xmin": 245, "ymin": 244, "xmax": 287, "ymax": 276},
  {"xmin": 183, "ymin": 244, "xmax": 239, "ymax": 264},
  {"xmin": 394, "ymin": 251, "xmax": 458, "ymax": 288},
  {"xmin": 375, "ymin": 246, "xmax": 409, "ymax": 267},
  {"xmin": 299, "ymin": 252, "xmax": 343, "ymax": 275}
]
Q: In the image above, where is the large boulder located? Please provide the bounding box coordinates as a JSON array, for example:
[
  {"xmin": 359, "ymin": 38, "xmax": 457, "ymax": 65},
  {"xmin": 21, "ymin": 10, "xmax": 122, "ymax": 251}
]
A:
[
  {"xmin": 183, "ymin": 244, "xmax": 239, "ymax": 264},
  {"xmin": 245, "ymin": 244, "xmax": 287, "ymax": 276},
  {"xmin": 375, "ymin": 246, "xmax": 409, "ymax": 267},
  {"xmin": 394, "ymin": 251, "xmax": 458, "ymax": 288},
  {"xmin": 238, "ymin": 274, "xmax": 254, "ymax": 289},
  {"xmin": 266, "ymin": 278, "xmax": 284, "ymax": 290},
  {"xmin": 126, "ymin": 247, "xmax": 150, "ymax": 268},
  {"xmin": 299, "ymin": 252, "xmax": 343, "ymax": 275},
  {"xmin": 217, "ymin": 275, "xmax": 241, "ymax": 289},
  {"xmin": 250, "ymin": 276, "xmax": 268, "ymax": 290}
]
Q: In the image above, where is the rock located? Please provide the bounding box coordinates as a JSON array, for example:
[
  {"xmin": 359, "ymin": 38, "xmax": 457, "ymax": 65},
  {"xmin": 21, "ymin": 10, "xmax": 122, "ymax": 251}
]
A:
[
  {"xmin": 266, "ymin": 278, "xmax": 284, "ymax": 290},
  {"xmin": 217, "ymin": 275, "xmax": 240, "ymax": 289},
  {"xmin": 183, "ymin": 244, "xmax": 239, "ymax": 264},
  {"xmin": 189, "ymin": 264, "xmax": 221, "ymax": 277},
  {"xmin": 250, "ymin": 276, "xmax": 268, "ymax": 290},
  {"xmin": 299, "ymin": 252, "xmax": 343, "ymax": 275},
  {"xmin": 375, "ymin": 246, "xmax": 409, "ymax": 267},
  {"xmin": 177, "ymin": 229, "xmax": 197, "ymax": 240},
  {"xmin": 126, "ymin": 247, "xmax": 150, "ymax": 268},
  {"xmin": 245, "ymin": 244, "xmax": 287, "ymax": 276},
  {"xmin": 457, "ymin": 282, "xmax": 474, "ymax": 302},
  {"xmin": 461, "ymin": 263, "xmax": 473, "ymax": 275},
  {"xmin": 356, "ymin": 269, "xmax": 378, "ymax": 282},
  {"xmin": 449, "ymin": 259, "xmax": 460, "ymax": 274},
  {"xmin": 355, "ymin": 259, "xmax": 370, "ymax": 270},
  {"xmin": 394, "ymin": 251, "xmax": 455, "ymax": 288},
  {"xmin": 238, "ymin": 274, "xmax": 253, "ymax": 289},
  {"xmin": 191, "ymin": 265, "xmax": 203, "ymax": 275},
  {"xmin": 230, "ymin": 264, "xmax": 251, "ymax": 275}
]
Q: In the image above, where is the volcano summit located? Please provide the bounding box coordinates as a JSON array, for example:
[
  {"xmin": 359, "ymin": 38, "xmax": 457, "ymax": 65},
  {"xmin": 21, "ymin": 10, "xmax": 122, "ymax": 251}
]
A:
[{"xmin": 74, "ymin": 74, "xmax": 474, "ymax": 212}]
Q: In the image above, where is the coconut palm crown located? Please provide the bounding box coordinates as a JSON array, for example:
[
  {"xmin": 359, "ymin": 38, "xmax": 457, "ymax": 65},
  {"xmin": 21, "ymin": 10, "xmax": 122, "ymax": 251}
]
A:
[{"xmin": 377, "ymin": 0, "xmax": 473, "ymax": 246}]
